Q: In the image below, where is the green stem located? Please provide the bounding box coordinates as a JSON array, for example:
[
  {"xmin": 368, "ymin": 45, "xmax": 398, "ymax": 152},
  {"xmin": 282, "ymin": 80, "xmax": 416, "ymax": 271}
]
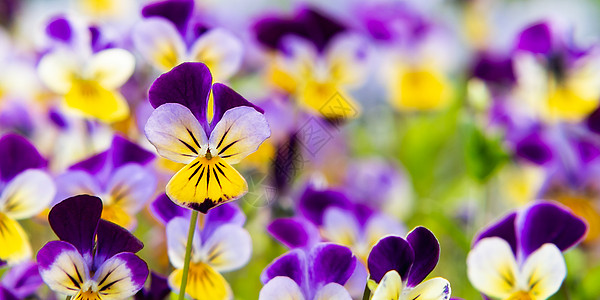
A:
[
  {"xmin": 361, "ymin": 281, "xmax": 371, "ymax": 300},
  {"xmin": 66, "ymin": 296, "xmax": 72, "ymax": 300},
  {"xmin": 178, "ymin": 210, "xmax": 199, "ymax": 300}
]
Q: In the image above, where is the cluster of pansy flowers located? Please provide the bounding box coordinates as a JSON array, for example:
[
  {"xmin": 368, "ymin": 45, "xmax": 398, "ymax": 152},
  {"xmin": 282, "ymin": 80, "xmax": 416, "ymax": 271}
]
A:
[{"xmin": 0, "ymin": 0, "xmax": 598, "ymax": 299}]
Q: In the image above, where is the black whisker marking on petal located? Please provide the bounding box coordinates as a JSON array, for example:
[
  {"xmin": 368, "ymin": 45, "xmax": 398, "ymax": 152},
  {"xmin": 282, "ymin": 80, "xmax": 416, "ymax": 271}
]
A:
[
  {"xmin": 214, "ymin": 164, "xmax": 231, "ymax": 182},
  {"xmin": 218, "ymin": 140, "xmax": 239, "ymax": 155},
  {"xmin": 187, "ymin": 128, "xmax": 202, "ymax": 149},
  {"xmin": 178, "ymin": 139, "xmax": 198, "ymax": 155},
  {"xmin": 59, "ymin": 267, "xmax": 81, "ymax": 289},
  {"xmin": 213, "ymin": 169, "xmax": 222, "ymax": 189},
  {"xmin": 74, "ymin": 262, "xmax": 83, "ymax": 284},
  {"xmin": 195, "ymin": 166, "xmax": 205, "ymax": 188},
  {"xmin": 216, "ymin": 127, "xmax": 231, "ymax": 149},
  {"xmin": 97, "ymin": 268, "xmax": 115, "ymax": 287},
  {"xmin": 100, "ymin": 277, "xmax": 125, "ymax": 292},
  {"xmin": 188, "ymin": 164, "xmax": 202, "ymax": 180},
  {"xmin": 206, "ymin": 166, "xmax": 211, "ymax": 189},
  {"xmin": 188, "ymin": 160, "xmax": 200, "ymax": 169}
]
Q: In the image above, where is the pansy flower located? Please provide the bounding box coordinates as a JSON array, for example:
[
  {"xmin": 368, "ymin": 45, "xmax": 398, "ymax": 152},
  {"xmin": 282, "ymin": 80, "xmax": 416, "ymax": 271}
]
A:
[
  {"xmin": 164, "ymin": 199, "xmax": 250, "ymax": 299},
  {"xmin": 467, "ymin": 201, "xmax": 587, "ymax": 299},
  {"xmin": 144, "ymin": 62, "xmax": 270, "ymax": 213},
  {"xmin": 0, "ymin": 134, "xmax": 55, "ymax": 265},
  {"xmin": 0, "ymin": 262, "xmax": 44, "ymax": 299},
  {"xmin": 366, "ymin": 227, "xmax": 451, "ymax": 300},
  {"xmin": 259, "ymin": 243, "xmax": 356, "ymax": 300},
  {"xmin": 133, "ymin": 0, "xmax": 243, "ymax": 80},
  {"xmin": 38, "ymin": 16, "xmax": 135, "ymax": 123},
  {"xmin": 37, "ymin": 195, "xmax": 149, "ymax": 299},
  {"xmin": 54, "ymin": 135, "xmax": 156, "ymax": 229}
]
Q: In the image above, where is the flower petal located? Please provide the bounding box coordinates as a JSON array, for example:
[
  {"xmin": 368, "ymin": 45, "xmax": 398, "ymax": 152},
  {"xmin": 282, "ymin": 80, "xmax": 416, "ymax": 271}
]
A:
[
  {"xmin": 259, "ymin": 276, "xmax": 305, "ymax": 300},
  {"xmin": 150, "ymin": 193, "xmax": 190, "ymax": 224},
  {"xmin": 86, "ymin": 48, "xmax": 135, "ymax": 90},
  {"xmin": 325, "ymin": 34, "xmax": 371, "ymax": 87},
  {"xmin": 200, "ymin": 223, "xmax": 251, "ymax": 272},
  {"xmin": 0, "ymin": 134, "xmax": 46, "ymax": 183},
  {"xmin": 474, "ymin": 212, "xmax": 518, "ymax": 256},
  {"xmin": 166, "ymin": 156, "xmax": 248, "ymax": 213},
  {"xmin": 169, "ymin": 263, "xmax": 232, "ymax": 300},
  {"xmin": 367, "ymin": 236, "xmax": 414, "ymax": 283},
  {"xmin": 209, "ymin": 106, "xmax": 270, "ymax": 165},
  {"xmin": 145, "ymin": 103, "xmax": 208, "ymax": 164},
  {"xmin": 0, "ymin": 170, "xmax": 55, "ymax": 220},
  {"xmin": 466, "ymin": 237, "xmax": 518, "ymax": 298},
  {"xmin": 261, "ymin": 249, "xmax": 306, "ymax": 286},
  {"xmin": 37, "ymin": 50, "xmax": 77, "ymax": 94},
  {"xmin": 93, "ymin": 252, "xmax": 149, "ymax": 299},
  {"xmin": 93, "ymin": 219, "xmax": 144, "ymax": 270},
  {"xmin": 517, "ymin": 201, "xmax": 588, "ymax": 257},
  {"xmin": 109, "ymin": 135, "xmax": 155, "ymax": 169},
  {"xmin": 405, "ymin": 277, "xmax": 451, "ymax": 300},
  {"xmin": 132, "ymin": 18, "xmax": 186, "ymax": 72},
  {"xmin": 105, "ymin": 164, "xmax": 157, "ymax": 214},
  {"xmin": 518, "ymin": 243, "xmax": 566, "ymax": 299},
  {"xmin": 267, "ymin": 217, "xmax": 320, "ymax": 249},
  {"xmin": 54, "ymin": 170, "xmax": 101, "ymax": 205},
  {"xmin": 314, "ymin": 282, "xmax": 352, "ymax": 300},
  {"xmin": 148, "ymin": 62, "xmax": 212, "ymax": 129},
  {"xmin": 298, "ymin": 186, "xmax": 352, "ymax": 226},
  {"xmin": 141, "ymin": 0, "xmax": 194, "ymax": 35},
  {"xmin": 48, "ymin": 195, "xmax": 102, "ymax": 257},
  {"xmin": 371, "ymin": 270, "xmax": 402, "ymax": 300},
  {"xmin": 211, "ymin": 83, "xmax": 265, "ymax": 126},
  {"xmin": 406, "ymin": 227, "xmax": 440, "ymax": 287},
  {"xmin": 310, "ymin": 243, "xmax": 356, "ymax": 287},
  {"xmin": 64, "ymin": 80, "xmax": 129, "ymax": 123},
  {"xmin": 166, "ymin": 217, "xmax": 201, "ymax": 269},
  {"xmin": 188, "ymin": 28, "xmax": 243, "ymax": 80},
  {"xmin": 321, "ymin": 207, "xmax": 360, "ymax": 248},
  {"xmin": 37, "ymin": 241, "xmax": 89, "ymax": 296},
  {"xmin": 0, "ymin": 261, "xmax": 44, "ymax": 298},
  {"xmin": 515, "ymin": 22, "xmax": 552, "ymax": 55},
  {"xmin": 0, "ymin": 213, "xmax": 31, "ymax": 264}
]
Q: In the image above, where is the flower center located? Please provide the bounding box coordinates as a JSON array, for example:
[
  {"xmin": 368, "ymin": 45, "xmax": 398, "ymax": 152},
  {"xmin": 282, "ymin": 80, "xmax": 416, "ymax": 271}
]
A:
[
  {"xmin": 507, "ymin": 291, "xmax": 533, "ymax": 300},
  {"xmin": 205, "ymin": 148, "xmax": 213, "ymax": 160},
  {"xmin": 74, "ymin": 289, "xmax": 102, "ymax": 300}
]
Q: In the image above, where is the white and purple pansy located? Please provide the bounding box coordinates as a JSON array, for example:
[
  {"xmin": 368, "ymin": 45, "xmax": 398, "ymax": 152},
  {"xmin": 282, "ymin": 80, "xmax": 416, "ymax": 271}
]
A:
[
  {"xmin": 367, "ymin": 227, "xmax": 451, "ymax": 300},
  {"xmin": 259, "ymin": 243, "xmax": 357, "ymax": 300},
  {"xmin": 467, "ymin": 201, "xmax": 588, "ymax": 300},
  {"xmin": 0, "ymin": 261, "xmax": 44, "ymax": 299},
  {"xmin": 36, "ymin": 195, "xmax": 149, "ymax": 299},
  {"xmin": 54, "ymin": 135, "xmax": 156, "ymax": 229},
  {"xmin": 144, "ymin": 62, "xmax": 270, "ymax": 213}
]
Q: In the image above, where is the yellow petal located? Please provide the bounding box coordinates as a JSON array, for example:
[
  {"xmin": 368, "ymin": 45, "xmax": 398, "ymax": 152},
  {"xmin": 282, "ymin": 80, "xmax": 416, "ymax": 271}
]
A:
[
  {"xmin": 546, "ymin": 85, "xmax": 598, "ymax": 122},
  {"xmin": 74, "ymin": 290, "xmax": 103, "ymax": 300},
  {"xmin": 64, "ymin": 79, "xmax": 129, "ymax": 123},
  {"xmin": 0, "ymin": 212, "xmax": 31, "ymax": 264},
  {"xmin": 391, "ymin": 68, "xmax": 450, "ymax": 111},
  {"xmin": 169, "ymin": 263, "xmax": 232, "ymax": 300},
  {"xmin": 299, "ymin": 81, "xmax": 360, "ymax": 120},
  {"xmin": 166, "ymin": 156, "xmax": 247, "ymax": 213},
  {"xmin": 101, "ymin": 204, "xmax": 135, "ymax": 229}
]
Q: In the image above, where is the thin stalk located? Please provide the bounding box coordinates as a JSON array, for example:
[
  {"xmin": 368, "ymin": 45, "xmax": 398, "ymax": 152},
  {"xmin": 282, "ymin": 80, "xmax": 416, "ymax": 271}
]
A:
[
  {"xmin": 178, "ymin": 210, "xmax": 199, "ymax": 300},
  {"xmin": 361, "ymin": 281, "xmax": 371, "ymax": 300},
  {"xmin": 66, "ymin": 296, "xmax": 72, "ymax": 300}
]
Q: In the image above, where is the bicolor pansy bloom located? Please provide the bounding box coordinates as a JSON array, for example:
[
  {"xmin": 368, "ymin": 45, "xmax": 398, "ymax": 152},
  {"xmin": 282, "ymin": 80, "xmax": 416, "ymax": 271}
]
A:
[
  {"xmin": 260, "ymin": 243, "xmax": 357, "ymax": 300},
  {"xmin": 467, "ymin": 201, "xmax": 587, "ymax": 299},
  {"xmin": 54, "ymin": 135, "xmax": 156, "ymax": 229},
  {"xmin": 0, "ymin": 134, "xmax": 55, "ymax": 265},
  {"xmin": 366, "ymin": 227, "xmax": 451, "ymax": 300},
  {"xmin": 144, "ymin": 62, "xmax": 270, "ymax": 213},
  {"xmin": 162, "ymin": 197, "xmax": 251, "ymax": 299},
  {"xmin": 0, "ymin": 261, "xmax": 44, "ymax": 299},
  {"xmin": 37, "ymin": 195, "xmax": 149, "ymax": 299},
  {"xmin": 133, "ymin": 0, "xmax": 242, "ymax": 80},
  {"xmin": 38, "ymin": 17, "xmax": 135, "ymax": 123}
]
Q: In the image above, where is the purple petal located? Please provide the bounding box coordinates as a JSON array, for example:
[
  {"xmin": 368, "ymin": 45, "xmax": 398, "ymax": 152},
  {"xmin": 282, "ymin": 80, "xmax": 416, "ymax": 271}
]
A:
[
  {"xmin": 515, "ymin": 21, "xmax": 552, "ymax": 55},
  {"xmin": 367, "ymin": 235, "xmax": 414, "ymax": 283},
  {"xmin": 0, "ymin": 262, "xmax": 43, "ymax": 298},
  {"xmin": 93, "ymin": 220, "xmax": 143, "ymax": 271},
  {"xmin": 309, "ymin": 243, "xmax": 356, "ymax": 287},
  {"xmin": 0, "ymin": 134, "xmax": 46, "ymax": 182},
  {"xmin": 92, "ymin": 252, "xmax": 149, "ymax": 297},
  {"xmin": 141, "ymin": 0, "xmax": 194, "ymax": 36},
  {"xmin": 69, "ymin": 151, "xmax": 109, "ymax": 176},
  {"xmin": 518, "ymin": 201, "xmax": 588, "ymax": 256},
  {"xmin": 0, "ymin": 287, "xmax": 17, "ymax": 300},
  {"xmin": 515, "ymin": 133, "xmax": 553, "ymax": 165},
  {"xmin": 48, "ymin": 195, "xmax": 102, "ymax": 257},
  {"xmin": 45, "ymin": 16, "xmax": 72, "ymax": 43},
  {"xmin": 148, "ymin": 62, "xmax": 212, "ymax": 132},
  {"xmin": 405, "ymin": 227, "xmax": 440, "ymax": 287},
  {"xmin": 472, "ymin": 52, "xmax": 516, "ymax": 85},
  {"xmin": 268, "ymin": 218, "xmax": 320, "ymax": 249},
  {"xmin": 110, "ymin": 135, "xmax": 155, "ymax": 169},
  {"xmin": 261, "ymin": 249, "xmax": 306, "ymax": 287},
  {"xmin": 298, "ymin": 186, "xmax": 352, "ymax": 226},
  {"xmin": 211, "ymin": 83, "xmax": 264, "ymax": 127},
  {"xmin": 294, "ymin": 8, "xmax": 346, "ymax": 51},
  {"xmin": 586, "ymin": 107, "xmax": 600, "ymax": 134},
  {"xmin": 474, "ymin": 212, "xmax": 518, "ymax": 256},
  {"xmin": 201, "ymin": 203, "xmax": 246, "ymax": 241},
  {"xmin": 134, "ymin": 272, "xmax": 171, "ymax": 300},
  {"xmin": 150, "ymin": 193, "xmax": 190, "ymax": 224}
]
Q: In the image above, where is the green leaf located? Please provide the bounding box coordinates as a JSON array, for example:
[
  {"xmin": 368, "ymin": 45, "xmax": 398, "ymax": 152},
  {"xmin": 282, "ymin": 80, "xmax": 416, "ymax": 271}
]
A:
[{"xmin": 463, "ymin": 124, "xmax": 508, "ymax": 182}]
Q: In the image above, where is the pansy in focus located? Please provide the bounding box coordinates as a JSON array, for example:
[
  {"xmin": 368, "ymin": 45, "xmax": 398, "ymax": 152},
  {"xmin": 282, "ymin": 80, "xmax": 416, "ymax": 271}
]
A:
[
  {"xmin": 38, "ymin": 17, "xmax": 135, "ymax": 123},
  {"xmin": 54, "ymin": 135, "xmax": 156, "ymax": 229},
  {"xmin": 37, "ymin": 195, "xmax": 149, "ymax": 299},
  {"xmin": 0, "ymin": 134, "xmax": 55, "ymax": 265},
  {"xmin": 159, "ymin": 194, "xmax": 251, "ymax": 299},
  {"xmin": 259, "ymin": 243, "xmax": 357, "ymax": 300},
  {"xmin": 144, "ymin": 62, "xmax": 270, "ymax": 213},
  {"xmin": 366, "ymin": 227, "xmax": 451, "ymax": 300},
  {"xmin": 467, "ymin": 201, "xmax": 587, "ymax": 299},
  {"xmin": 133, "ymin": 0, "xmax": 243, "ymax": 80}
]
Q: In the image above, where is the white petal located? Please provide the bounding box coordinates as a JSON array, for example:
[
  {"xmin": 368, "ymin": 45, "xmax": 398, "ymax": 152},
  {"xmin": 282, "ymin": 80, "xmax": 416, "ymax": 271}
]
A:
[
  {"xmin": 209, "ymin": 106, "xmax": 270, "ymax": 164},
  {"xmin": 404, "ymin": 277, "xmax": 451, "ymax": 300},
  {"xmin": 518, "ymin": 243, "xmax": 566, "ymax": 299},
  {"xmin": 86, "ymin": 48, "xmax": 135, "ymax": 89},
  {"xmin": 321, "ymin": 207, "xmax": 360, "ymax": 248},
  {"xmin": 132, "ymin": 18, "xmax": 186, "ymax": 72},
  {"xmin": 166, "ymin": 217, "xmax": 202, "ymax": 269},
  {"xmin": 371, "ymin": 270, "xmax": 402, "ymax": 300},
  {"xmin": 38, "ymin": 50, "xmax": 78, "ymax": 94},
  {"xmin": 187, "ymin": 28, "xmax": 243, "ymax": 80},
  {"xmin": 145, "ymin": 103, "xmax": 208, "ymax": 164},
  {"xmin": 466, "ymin": 237, "xmax": 518, "ymax": 298},
  {"xmin": 315, "ymin": 283, "xmax": 352, "ymax": 300},
  {"xmin": 364, "ymin": 213, "xmax": 406, "ymax": 248},
  {"xmin": 325, "ymin": 33, "xmax": 371, "ymax": 86},
  {"xmin": 201, "ymin": 224, "xmax": 252, "ymax": 272},
  {"xmin": 0, "ymin": 170, "xmax": 55, "ymax": 220},
  {"xmin": 259, "ymin": 276, "xmax": 305, "ymax": 300},
  {"xmin": 54, "ymin": 170, "xmax": 102, "ymax": 204},
  {"xmin": 105, "ymin": 164, "xmax": 157, "ymax": 213}
]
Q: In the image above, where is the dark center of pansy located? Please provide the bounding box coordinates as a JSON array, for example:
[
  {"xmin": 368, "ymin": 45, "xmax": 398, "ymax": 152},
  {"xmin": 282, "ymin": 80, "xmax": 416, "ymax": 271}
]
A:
[{"xmin": 205, "ymin": 148, "xmax": 213, "ymax": 160}]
